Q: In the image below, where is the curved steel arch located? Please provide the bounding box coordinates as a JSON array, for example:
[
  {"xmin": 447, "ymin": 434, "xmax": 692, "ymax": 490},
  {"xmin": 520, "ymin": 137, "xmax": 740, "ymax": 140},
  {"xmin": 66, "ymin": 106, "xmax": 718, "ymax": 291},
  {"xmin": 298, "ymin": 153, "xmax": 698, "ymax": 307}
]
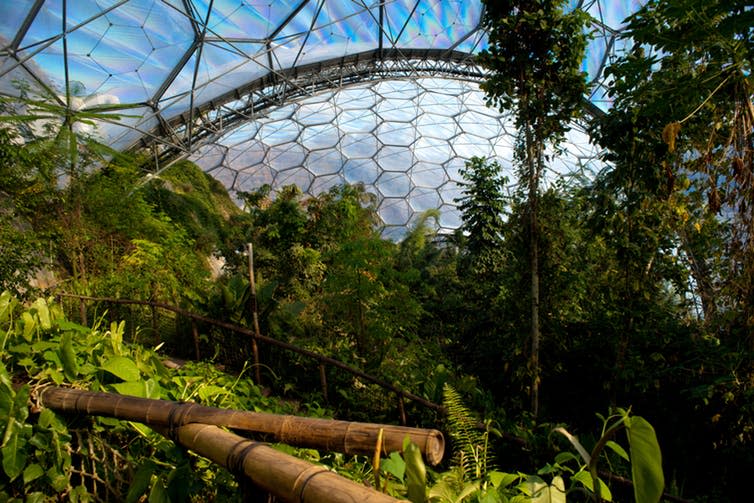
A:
[
  {"xmin": 141, "ymin": 46, "xmax": 604, "ymax": 166},
  {"xmin": 140, "ymin": 48, "xmax": 487, "ymax": 164}
]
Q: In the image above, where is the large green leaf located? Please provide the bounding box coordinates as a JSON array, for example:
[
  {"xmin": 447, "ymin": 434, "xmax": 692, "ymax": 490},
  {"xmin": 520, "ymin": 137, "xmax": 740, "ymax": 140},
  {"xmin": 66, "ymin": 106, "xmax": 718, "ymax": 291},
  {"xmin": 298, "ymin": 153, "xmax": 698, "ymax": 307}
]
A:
[
  {"xmin": 23, "ymin": 463, "xmax": 44, "ymax": 484},
  {"xmin": 404, "ymin": 439, "xmax": 427, "ymax": 503},
  {"xmin": 488, "ymin": 470, "xmax": 520, "ymax": 489},
  {"xmin": 1, "ymin": 430, "xmax": 28, "ymax": 480},
  {"xmin": 101, "ymin": 356, "xmax": 141, "ymax": 382},
  {"xmin": 627, "ymin": 416, "xmax": 664, "ymax": 503},
  {"xmin": 30, "ymin": 299, "xmax": 51, "ymax": 330},
  {"xmin": 381, "ymin": 451, "xmax": 406, "ymax": 482},
  {"xmin": 21, "ymin": 311, "xmax": 35, "ymax": 342},
  {"xmin": 111, "ymin": 381, "xmax": 147, "ymax": 398},
  {"xmin": 59, "ymin": 332, "xmax": 79, "ymax": 381},
  {"xmin": 605, "ymin": 440, "xmax": 629, "ymax": 461},
  {"xmin": 8, "ymin": 385, "xmax": 30, "ymax": 425},
  {"xmin": 127, "ymin": 460, "xmax": 156, "ymax": 503},
  {"xmin": 166, "ymin": 461, "xmax": 192, "ymax": 502},
  {"xmin": 148, "ymin": 479, "xmax": 170, "ymax": 503},
  {"xmin": 572, "ymin": 471, "xmax": 613, "ymax": 501}
]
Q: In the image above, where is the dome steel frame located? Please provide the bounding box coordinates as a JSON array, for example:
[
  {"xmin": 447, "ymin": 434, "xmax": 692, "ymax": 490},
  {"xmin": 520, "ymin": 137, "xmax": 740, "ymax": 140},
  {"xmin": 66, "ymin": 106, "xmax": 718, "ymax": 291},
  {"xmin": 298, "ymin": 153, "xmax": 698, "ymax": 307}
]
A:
[{"xmin": 1, "ymin": 0, "xmax": 641, "ymax": 233}]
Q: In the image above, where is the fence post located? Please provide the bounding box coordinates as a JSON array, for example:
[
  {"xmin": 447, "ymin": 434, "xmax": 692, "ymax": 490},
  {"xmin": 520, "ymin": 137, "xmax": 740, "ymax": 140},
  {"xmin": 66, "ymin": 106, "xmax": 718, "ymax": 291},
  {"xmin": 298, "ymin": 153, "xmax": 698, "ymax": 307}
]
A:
[
  {"xmin": 192, "ymin": 320, "xmax": 201, "ymax": 360},
  {"xmin": 151, "ymin": 302, "xmax": 157, "ymax": 341},
  {"xmin": 79, "ymin": 297, "xmax": 87, "ymax": 327},
  {"xmin": 397, "ymin": 393, "xmax": 407, "ymax": 426},
  {"xmin": 247, "ymin": 243, "xmax": 262, "ymax": 385},
  {"xmin": 319, "ymin": 363, "xmax": 328, "ymax": 403}
]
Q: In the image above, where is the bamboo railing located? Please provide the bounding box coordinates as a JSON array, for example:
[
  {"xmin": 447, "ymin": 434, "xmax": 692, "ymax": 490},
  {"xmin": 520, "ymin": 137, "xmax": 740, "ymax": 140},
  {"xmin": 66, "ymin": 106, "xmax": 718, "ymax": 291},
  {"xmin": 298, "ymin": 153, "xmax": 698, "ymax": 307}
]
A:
[
  {"xmin": 40, "ymin": 386, "xmax": 433, "ymax": 502},
  {"xmin": 169, "ymin": 423, "xmax": 404, "ymax": 503},
  {"xmin": 41, "ymin": 387, "xmax": 445, "ymax": 465},
  {"xmin": 57, "ymin": 293, "xmax": 444, "ymax": 424}
]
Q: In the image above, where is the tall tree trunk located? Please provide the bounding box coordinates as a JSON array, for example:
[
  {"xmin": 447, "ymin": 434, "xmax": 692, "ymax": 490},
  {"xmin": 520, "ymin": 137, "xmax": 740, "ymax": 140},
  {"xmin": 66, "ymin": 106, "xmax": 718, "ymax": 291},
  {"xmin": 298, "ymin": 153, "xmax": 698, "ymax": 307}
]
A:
[
  {"xmin": 525, "ymin": 121, "xmax": 541, "ymax": 419},
  {"xmin": 679, "ymin": 230, "xmax": 717, "ymax": 322}
]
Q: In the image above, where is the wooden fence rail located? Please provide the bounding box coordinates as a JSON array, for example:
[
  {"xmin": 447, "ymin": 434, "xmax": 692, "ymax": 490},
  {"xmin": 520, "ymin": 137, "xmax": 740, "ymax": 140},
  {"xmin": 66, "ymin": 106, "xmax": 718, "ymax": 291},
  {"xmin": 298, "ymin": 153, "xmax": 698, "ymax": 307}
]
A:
[{"xmin": 56, "ymin": 293, "xmax": 444, "ymax": 425}]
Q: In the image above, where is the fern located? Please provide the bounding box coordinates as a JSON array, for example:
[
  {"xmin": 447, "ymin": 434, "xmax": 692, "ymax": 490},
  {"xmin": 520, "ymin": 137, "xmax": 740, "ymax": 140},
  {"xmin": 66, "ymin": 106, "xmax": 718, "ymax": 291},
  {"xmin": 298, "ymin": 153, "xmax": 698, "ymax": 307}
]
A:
[{"xmin": 442, "ymin": 383, "xmax": 495, "ymax": 482}]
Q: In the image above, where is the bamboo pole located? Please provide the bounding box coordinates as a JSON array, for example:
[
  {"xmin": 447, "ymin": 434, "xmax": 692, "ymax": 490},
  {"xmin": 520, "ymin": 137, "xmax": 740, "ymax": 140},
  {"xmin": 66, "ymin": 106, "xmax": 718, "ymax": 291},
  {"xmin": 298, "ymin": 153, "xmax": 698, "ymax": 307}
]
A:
[
  {"xmin": 41, "ymin": 387, "xmax": 445, "ymax": 465},
  {"xmin": 165, "ymin": 423, "xmax": 406, "ymax": 503}
]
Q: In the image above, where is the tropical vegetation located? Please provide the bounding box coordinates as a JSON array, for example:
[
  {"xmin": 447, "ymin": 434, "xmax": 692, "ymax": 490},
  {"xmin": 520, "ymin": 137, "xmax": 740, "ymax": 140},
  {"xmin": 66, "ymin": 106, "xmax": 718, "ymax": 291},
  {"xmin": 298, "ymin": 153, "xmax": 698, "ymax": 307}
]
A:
[{"xmin": 1, "ymin": 0, "xmax": 752, "ymax": 501}]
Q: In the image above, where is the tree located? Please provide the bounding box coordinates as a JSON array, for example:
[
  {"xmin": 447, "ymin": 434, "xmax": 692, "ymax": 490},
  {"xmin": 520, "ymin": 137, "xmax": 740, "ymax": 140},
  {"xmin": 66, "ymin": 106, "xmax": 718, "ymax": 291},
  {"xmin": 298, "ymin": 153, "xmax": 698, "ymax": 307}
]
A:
[
  {"xmin": 478, "ymin": 0, "xmax": 589, "ymax": 416},
  {"xmin": 590, "ymin": 2, "xmax": 754, "ymax": 495},
  {"xmin": 455, "ymin": 157, "xmax": 508, "ymax": 279},
  {"xmin": 0, "ymin": 127, "xmax": 58, "ymax": 295},
  {"xmin": 623, "ymin": 0, "xmax": 753, "ymax": 344}
]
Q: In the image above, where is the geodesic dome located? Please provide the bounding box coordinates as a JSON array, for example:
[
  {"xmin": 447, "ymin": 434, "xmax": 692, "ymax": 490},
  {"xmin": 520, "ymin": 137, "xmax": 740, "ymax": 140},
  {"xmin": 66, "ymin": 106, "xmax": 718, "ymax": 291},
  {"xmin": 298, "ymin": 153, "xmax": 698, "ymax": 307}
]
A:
[{"xmin": 0, "ymin": 0, "xmax": 643, "ymax": 234}]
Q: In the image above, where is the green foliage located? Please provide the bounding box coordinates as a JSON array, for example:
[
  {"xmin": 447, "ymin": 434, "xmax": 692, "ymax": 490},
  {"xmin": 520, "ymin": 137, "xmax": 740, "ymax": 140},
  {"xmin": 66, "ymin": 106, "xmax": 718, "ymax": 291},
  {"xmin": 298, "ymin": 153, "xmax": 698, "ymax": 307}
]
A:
[
  {"xmin": 143, "ymin": 160, "xmax": 241, "ymax": 254},
  {"xmin": 479, "ymin": 0, "xmax": 589, "ymax": 143},
  {"xmin": 455, "ymin": 157, "xmax": 508, "ymax": 279},
  {"xmin": 479, "ymin": 0, "xmax": 591, "ymax": 417},
  {"xmin": 552, "ymin": 408, "xmax": 664, "ymax": 503},
  {"xmin": 594, "ymin": 0, "xmax": 754, "ymax": 332},
  {"xmin": 0, "ymin": 291, "xmax": 307, "ymax": 501},
  {"xmin": 0, "ymin": 9, "xmax": 749, "ymax": 497},
  {"xmin": 0, "ymin": 127, "xmax": 59, "ymax": 297},
  {"xmin": 625, "ymin": 416, "xmax": 664, "ymax": 503},
  {"xmin": 443, "ymin": 384, "xmax": 495, "ymax": 482}
]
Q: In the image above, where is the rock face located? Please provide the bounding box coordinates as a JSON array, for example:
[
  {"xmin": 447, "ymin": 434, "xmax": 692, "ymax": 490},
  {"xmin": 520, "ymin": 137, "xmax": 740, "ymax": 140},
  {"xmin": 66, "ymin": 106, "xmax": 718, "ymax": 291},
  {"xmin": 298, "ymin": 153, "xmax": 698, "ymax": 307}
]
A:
[
  {"xmin": 29, "ymin": 268, "xmax": 58, "ymax": 291},
  {"xmin": 207, "ymin": 255, "xmax": 226, "ymax": 281}
]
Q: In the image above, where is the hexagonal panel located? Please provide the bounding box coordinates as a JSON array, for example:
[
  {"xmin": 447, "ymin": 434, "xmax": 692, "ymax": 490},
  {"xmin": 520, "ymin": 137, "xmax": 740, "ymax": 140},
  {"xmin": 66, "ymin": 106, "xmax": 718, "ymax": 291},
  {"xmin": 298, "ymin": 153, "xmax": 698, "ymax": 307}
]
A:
[
  {"xmin": 416, "ymin": 112, "xmax": 457, "ymax": 140},
  {"xmin": 438, "ymin": 203, "xmax": 463, "ymax": 229},
  {"xmin": 301, "ymin": 124, "xmax": 340, "ymax": 150},
  {"xmin": 410, "ymin": 161, "xmax": 446, "ymax": 189},
  {"xmin": 451, "ymin": 132, "xmax": 493, "ymax": 158},
  {"xmin": 376, "ymin": 145, "xmax": 414, "ymax": 171},
  {"xmin": 306, "ymin": 149, "xmax": 343, "ymax": 176},
  {"xmin": 274, "ymin": 167, "xmax": 314, "ymax": 192},
  {"xmin": 193, "ymin": 144, "xmax": 227, "ymax": 171},
  {"xmin": 296, "ymin": 101, "xmax": 338, "ymax": 126},
  {"xmin": 409, "ymin": 187, "xmax": 442, "ymax": 212},
  {"xmin": 234, "ymin": 167, "xmax": 273, "ymax": 192},
  {"xmin": 343, "ymin": 158, "xmax": 381, "ymax": 185},
  {"xmin": 376, "ymin": 171, "xmax": 412, "ymax": 198},
  {"xmin": 414, "ymin": 136, "xmax": 452, "ymax": 164},
  {"xmin": 375, "ymin": 99, "xmax": 417, "ymax": 123},
  {"xmin": 228, "ymin": 142, "xmax": 266, "ymax": 168},
  {"xmin": 259, "ymin": 119, "xmax": 301, "ymax": 146},
  {"xmin": 340, "ymin": 133, "xmax": 379, "ymax": 159},
  {"xmin": 376, "ymin": 121, "xmax": 416, "ymax": 147},
  {"xmin": 310, "ymin": 174, "xmax": 346, "ymax": 194},
  {"xmin": 266, "ymin": 142, "xmax": 306, "ymax": 170},
  {"xmin": 379, "ymin": 197, "xmax": 412, "ymax": 226},
  {"xmin": 338, "ymin": 109, "xmax": 378, "ymax": 134},
  {"xmin": 439, "ymin": 179, "xmax": 466, "ymax": 207}
]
